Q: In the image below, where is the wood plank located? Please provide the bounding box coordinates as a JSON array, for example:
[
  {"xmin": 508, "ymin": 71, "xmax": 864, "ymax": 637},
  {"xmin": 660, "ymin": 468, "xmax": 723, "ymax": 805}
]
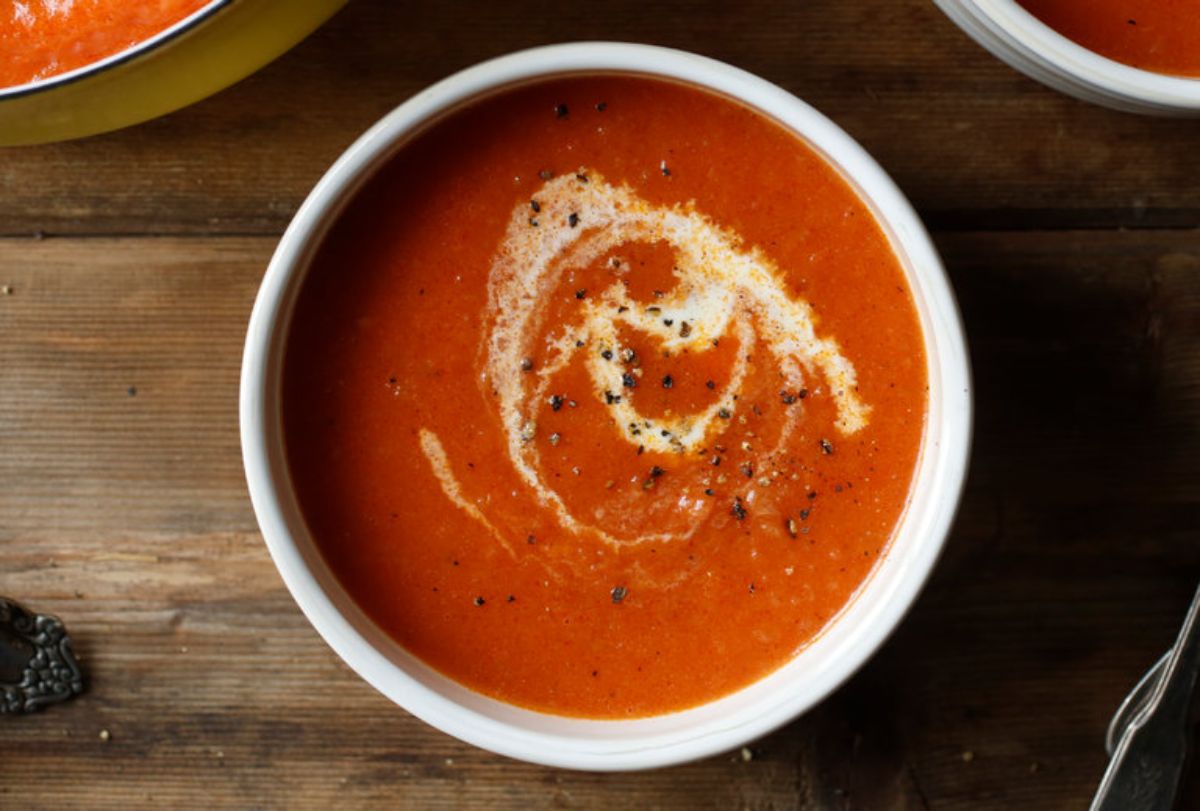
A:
[
  {"xmin": 3, "ymin": 0, "xmax": 1200, "ymax": 237},
  {"xmin": 2, "ymin": 231, "xmax": 1199, "ymax": 807}
]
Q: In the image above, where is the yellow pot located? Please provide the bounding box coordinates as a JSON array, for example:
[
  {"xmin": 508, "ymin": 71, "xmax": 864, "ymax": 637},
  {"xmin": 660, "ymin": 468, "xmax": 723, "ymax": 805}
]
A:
[{"xmin": 0, "ymin": 0, "xmax": 347, "ymax": 147}]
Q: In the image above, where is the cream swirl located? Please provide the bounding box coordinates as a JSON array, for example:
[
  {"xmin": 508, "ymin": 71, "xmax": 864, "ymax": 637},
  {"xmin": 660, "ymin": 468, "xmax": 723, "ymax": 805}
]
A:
[{"xmin": 421, "ymin": 170, "xmax": 869, "ymax": 549}]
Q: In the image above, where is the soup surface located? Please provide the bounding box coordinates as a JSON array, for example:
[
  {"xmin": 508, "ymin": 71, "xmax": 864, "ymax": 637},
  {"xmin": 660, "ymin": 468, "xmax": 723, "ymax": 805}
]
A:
[
  {"xmin": 1017, "ymin": 0, "xmax": 1200, "ymax": 77},
  {"xmin": 284, "ymin": 75, "xmax": 928, "ymax": 718},
  {"xmin": 0, "ymin": 0, "xmax": 211, "ymax": 89}
]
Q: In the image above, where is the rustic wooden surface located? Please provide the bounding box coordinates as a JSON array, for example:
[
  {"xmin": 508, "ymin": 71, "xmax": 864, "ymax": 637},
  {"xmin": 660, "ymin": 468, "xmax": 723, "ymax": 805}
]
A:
[{"xmin": 3, "ymin": 1, "xmax": 1199, "ymax": 808}]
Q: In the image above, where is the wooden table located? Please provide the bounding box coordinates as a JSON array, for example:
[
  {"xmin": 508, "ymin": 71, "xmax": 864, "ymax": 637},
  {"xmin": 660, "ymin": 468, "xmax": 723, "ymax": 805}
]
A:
[{"xmin": 3, "ymin": 1, "xmax": 1199, "ymax": 807}]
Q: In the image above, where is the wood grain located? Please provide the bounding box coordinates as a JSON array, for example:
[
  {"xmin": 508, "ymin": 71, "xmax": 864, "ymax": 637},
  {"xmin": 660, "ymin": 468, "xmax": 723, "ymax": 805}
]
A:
[
  {"xmin": 2, "ymin": 0, "xmax": 1200, "ymax": 238},
  {"xmin": 2, "ymin": 229, "xmax": 1199, "ymax": 808}
]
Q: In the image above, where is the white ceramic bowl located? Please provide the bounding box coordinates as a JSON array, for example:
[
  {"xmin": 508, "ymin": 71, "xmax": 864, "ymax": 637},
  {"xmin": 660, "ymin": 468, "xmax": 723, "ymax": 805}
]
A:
[
  {"xmin": 935, "ymin": 0, "xmax": 1200, "ymax": 115},
  {"xmin": 240, "ymin": 42, "xmax": 972, "ymax": 771}
]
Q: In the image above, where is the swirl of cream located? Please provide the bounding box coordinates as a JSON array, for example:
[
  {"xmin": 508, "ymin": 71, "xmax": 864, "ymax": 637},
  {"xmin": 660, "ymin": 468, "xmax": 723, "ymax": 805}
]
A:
[{"xmin": 422, "ymin": 170, "xmax": 869, "ymax": 549}]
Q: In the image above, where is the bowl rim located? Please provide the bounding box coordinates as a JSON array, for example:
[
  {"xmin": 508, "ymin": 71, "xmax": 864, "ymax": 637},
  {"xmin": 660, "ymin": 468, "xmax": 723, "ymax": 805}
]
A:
[
  {"xmin": 240, "ymin": 41, "xmax": 973, "ymax": 771},
  {"xmin": 0, "ymin": 0, "xmax": 231, "ymax": 100},
  {"xmin": 940, "ymin": 0, "xmax": 1200, "ymax": 110}
]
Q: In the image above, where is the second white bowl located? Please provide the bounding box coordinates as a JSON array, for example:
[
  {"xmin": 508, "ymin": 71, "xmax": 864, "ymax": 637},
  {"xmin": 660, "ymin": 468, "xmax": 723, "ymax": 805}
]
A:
[{"xmin": 936, "ymin": 0, "xmax": 1200, "ymax": 115}]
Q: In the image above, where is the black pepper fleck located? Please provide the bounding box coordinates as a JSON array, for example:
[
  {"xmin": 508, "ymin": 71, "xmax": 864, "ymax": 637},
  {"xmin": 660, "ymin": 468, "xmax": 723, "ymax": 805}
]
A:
[
  {"xmin": 662, "ymin": 375, "xmax": 673, "ymax": 389},
  {"xmin": 706, "ymin": 380, "xmax": 716, "ymax": 390},
  {"xmin": 611, "ymin": 585, "xmax": 627, "ymax": 604},
  {"xmin": 549, "ymin": 394, "xmax": 564, "ymax": 411},
  {"xmin": 731, "ymin": 497, "xmax": 747, "ymax": 521},
  {"xmin": 555, "ymin": 103, "xmax": 569, "ymax": 118},
  {"xmin": 601, "ymin": 349, "xmax": 614, "ymax": 360},
  {"xmin": 622, "ymin": 372, "xmax": 637, "ymax": 389},
  {"xmin": 820, "ymin": 438, "xmax": 834, "ymax": 455},
  {"xmin": 568, "ymin": 212, "xmax": 580, "ymax": 228},
  {"xmin": 473, "ymin": 596, "xmax": 486, "ymax": 606},
  {"xmin": 575, "ymin": 289, "xmax": 587, "ymax": 299},
  {"xmin": 520, "ymin": 357, "xmax": 534, "ymax": 372},
  {"xmin": 530, "ymin": 199, "xmax": 541, "ymax": 213},
  {"xmin": 596, "ymin": 101, "xmax": 607, "ymax": 111}
]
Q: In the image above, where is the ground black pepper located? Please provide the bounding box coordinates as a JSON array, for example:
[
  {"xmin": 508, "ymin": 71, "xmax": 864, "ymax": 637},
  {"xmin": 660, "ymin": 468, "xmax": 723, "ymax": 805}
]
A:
[{"xmin": 731, "ymin": 497, "xmax": 747, "ymax": 521}]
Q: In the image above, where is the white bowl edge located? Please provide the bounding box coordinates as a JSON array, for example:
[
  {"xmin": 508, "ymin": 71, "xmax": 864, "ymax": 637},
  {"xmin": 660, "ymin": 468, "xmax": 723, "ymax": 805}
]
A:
[{"xmin": 935, "ymin": 0, "xmax": 1200, "ymax": 115}]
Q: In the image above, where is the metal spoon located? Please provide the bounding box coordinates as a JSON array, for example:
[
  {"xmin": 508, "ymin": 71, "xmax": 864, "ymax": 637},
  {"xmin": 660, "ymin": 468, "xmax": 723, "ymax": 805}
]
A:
[
  {"xmin": 1090, "ymin": 582, "xmax": 1200, "ymax": 811},
  {"xmin": 0, "ymin": 596, "xmax": 84, "ymax": 714},
  {"xmin": 1106, "ymin": 651, "xmax": 1171, "ymax": 756}
]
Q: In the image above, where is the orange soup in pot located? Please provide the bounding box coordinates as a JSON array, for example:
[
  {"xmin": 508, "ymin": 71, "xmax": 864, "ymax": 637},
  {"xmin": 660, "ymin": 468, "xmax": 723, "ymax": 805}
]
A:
[
  {"xmin": 282, "ymin": 75, "xmax": 928, "ymax": 718},
  {"xmin": 1, "ymin": 0, "xmax": 212, "ymax": 88}
]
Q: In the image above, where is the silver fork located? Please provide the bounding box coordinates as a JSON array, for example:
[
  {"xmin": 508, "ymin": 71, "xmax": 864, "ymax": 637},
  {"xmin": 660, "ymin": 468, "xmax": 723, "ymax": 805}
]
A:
[{"xmin": 1090, "ymin": 582, "xmax": 1200, "ymax": 810}]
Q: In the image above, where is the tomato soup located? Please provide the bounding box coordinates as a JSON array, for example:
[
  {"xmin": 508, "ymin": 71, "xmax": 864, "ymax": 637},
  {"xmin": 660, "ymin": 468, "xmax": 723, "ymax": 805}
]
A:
[
  {"xmin": 1, "ymin": 0, "xmax": 211, "ymax": 89},
  {"xmin": 1017, "ymin": 0, "xmax": 1200, "ymax": 77},
  {"xmin": 283, "ymin": 76, "xmax": 928, "ymax": 718}
]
